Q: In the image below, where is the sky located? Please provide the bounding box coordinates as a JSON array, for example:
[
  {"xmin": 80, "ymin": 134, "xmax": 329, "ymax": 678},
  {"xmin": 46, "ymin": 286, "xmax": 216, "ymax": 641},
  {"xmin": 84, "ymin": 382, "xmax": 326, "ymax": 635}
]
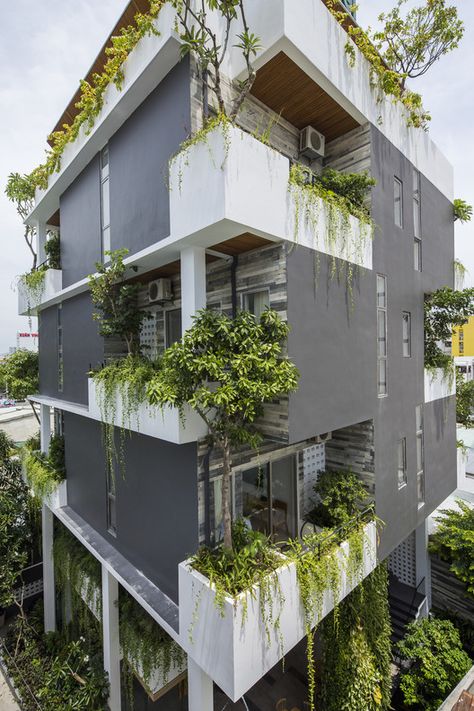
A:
[{"xmin": 0, "ymin": 0, "xmax": 473, "ymax": 353}]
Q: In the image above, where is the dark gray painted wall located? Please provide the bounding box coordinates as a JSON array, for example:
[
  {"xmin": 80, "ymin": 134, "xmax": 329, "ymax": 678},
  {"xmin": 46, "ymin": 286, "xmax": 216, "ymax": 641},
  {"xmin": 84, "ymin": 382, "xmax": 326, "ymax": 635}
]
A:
[
  {"xmin": 109, "ymin": 58, "xmax": 191, "ymax": 255},
  {"xmin": 64, "ymin": 413, "xmax": 198, "ymax": 602},
  {"xmin": 60, "ymin": 156, "xmax": 101, "ymax": 288},
  {"xmin": 370, "ymin": 126, "xmax": 456, "ymax": 560},
  {"xmin": 287, "ymin": 248, "xmax": 376, "ymax": 443},
  {"xmin": 39, "ymin": 292, "xmax": 103, "ymax": 404}
]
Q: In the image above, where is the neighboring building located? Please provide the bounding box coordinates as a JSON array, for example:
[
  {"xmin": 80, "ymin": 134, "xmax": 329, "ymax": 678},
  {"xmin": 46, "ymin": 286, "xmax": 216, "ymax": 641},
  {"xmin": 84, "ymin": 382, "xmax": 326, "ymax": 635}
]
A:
[
  {"xmin": 16, "ymin": 331, "xmax": 39, "ymax": 353},
  {"xmin": 455, "ymin": 356, "xmax": 474, "ymax": 382},
  {"xmin": 452, "ymin": 316, "xmax": 474, "ymax": 357},
  {"xmin": 20, "ymin": 1, "xmax": 457, "ymax": 709}
]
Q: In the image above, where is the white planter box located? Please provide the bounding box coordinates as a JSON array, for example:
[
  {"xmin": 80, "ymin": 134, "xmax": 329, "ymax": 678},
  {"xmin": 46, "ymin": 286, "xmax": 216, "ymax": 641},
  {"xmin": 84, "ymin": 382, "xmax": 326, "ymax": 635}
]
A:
[
  {"xmin": 178, "ymin": 520, "xmax": 377, "ymax": 701},
  {"xmin": 18, "ymin": 269, "xmax": 62, "ymax": 316},
  {"xmin": 88, "ymin": 379, "xmax": 207, "ymax": 445},
  {"xmin": 424, "ymin": 368, "xmax": 456, "ymax": 403},
  {"xmin": 169, "ymin": 125, "xmax": 372, "ymax": 270},
  {"xmin": 45, "ymin": 480, "xmax": 67, "ymax": 510}
]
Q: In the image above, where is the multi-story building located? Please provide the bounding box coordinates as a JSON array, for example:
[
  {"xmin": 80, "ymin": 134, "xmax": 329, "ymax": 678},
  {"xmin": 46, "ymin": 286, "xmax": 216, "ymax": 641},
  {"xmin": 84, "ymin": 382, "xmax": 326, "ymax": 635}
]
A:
[{"xmin": 19, "ymin": 1, "xmax": 457, "ymax": 708}]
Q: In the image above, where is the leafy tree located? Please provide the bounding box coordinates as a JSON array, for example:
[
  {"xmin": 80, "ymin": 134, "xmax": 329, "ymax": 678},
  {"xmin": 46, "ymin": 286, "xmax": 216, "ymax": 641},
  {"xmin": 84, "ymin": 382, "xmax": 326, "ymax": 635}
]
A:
[
  {"xmin": 88, "ymin": 248, "xmax": 149, "ymax": 356},
  {"xmin": 454, "ymin": 199, "xmax": 473, "ymax": 224},
  {"xmin": 424, "ymin": 287, "xmax": 474, "ymax": 370},
  {"xmin": 397, "ymin": 617, "xmax": 472, "ymax": 710},
  {"xmin": 315, "ymin": 169, "xmax": 376, "ymax": 212},
  {"xmin": 429, "ymin": 500, "xmax": 474, "ymax": 595},
  {"xmin": 170, "ymin": 0, "xmax": 261, "ymax": 120},
  {"xmin": 372, "ymin": 0, "xmax": 464, "ymax": 89},
  {"xmin": 0, "ymin": 439, "xmax": 36, "ymax": 611},
  {"xmin": 146, "ymin": 308, "xmax": 299, "ymax": 549},
  {"xmin": 5, "ymin": 172, "xmax": 38, "ymax": 269},
  {"xmin": 456, "ymin": 378, "xmax": 474, "ymax": 428},
  {"xmin": 307, "ymin": 469, "xmax": 369, "ymax": 529},
  {"xmin": 44, "ymin": 233, "xmax": 61, "ymax": 269},
  {"xmin": 0, "ymin": 349, "xmax": 39, "ymax": 401}
]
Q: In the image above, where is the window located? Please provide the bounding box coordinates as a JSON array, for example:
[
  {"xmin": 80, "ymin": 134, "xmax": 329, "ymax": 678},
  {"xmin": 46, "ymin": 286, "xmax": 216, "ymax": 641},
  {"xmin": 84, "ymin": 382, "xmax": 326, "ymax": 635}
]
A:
[
  {"xmin": 57, "ymin": 304, "xmax": 63, "ymax": 392},
  {"xmin": 377, "ymin": 275, "xmax": 388, "ymax": 396},
  {"xmin": 397, "ymin": 438, "xmax": 407, "ymax": 488},
  {"xmin": 402, "ymin": 312, "xmax": 411, "ymax": 357},
  {"xmin": 459, "ymin": 329, "xmax": 464, "ymax": 355},
  {"xmin": 106, "ymin": 468, "xmax": 117, "ymax": 536},
  {"xmin": 165, "ymin": 308, "xmax": 182, "ymax": 348},
  {"xmin": 100, "ymin": 146, "xmax": 111, "ymax": 259},
  {"xmin": 394, "ymin": 177, "xmax": 403, "ymax": 228},
  {"xmin": 243, "ymin": 290, "xmax": 270, "ymax": 320},
  {"xmin": 416, "ymin": 405, "xmax": 424, "ymax": 506},
  {"xmin": 413, "ymin": 171, "xmax": 422, "ymax": 271}
]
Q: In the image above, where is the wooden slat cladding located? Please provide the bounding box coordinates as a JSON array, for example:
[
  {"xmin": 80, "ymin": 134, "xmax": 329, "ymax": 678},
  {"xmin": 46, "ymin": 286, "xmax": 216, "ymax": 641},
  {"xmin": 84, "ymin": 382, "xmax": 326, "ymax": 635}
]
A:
[{"xmin": 251, "ymin": 52, "xmax": 359, "ymax": 142}]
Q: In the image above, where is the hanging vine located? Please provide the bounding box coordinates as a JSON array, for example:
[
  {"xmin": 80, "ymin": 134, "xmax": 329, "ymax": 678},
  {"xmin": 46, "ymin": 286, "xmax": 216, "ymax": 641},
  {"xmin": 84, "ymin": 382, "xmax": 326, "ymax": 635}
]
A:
[{"xmin": 22, "ymin": 434, "xmax": 66, "ymax": 501}]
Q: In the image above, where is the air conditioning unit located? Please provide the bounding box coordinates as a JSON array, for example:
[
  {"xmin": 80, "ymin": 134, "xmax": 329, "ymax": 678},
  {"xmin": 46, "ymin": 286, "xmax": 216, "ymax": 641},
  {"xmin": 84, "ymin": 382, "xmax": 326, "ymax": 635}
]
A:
[
  {"xmin": 314, "ymin": 432, "xmax": 332, "ymax": 444},
  {"xmin": 299, "ymin": 126, "xmax": 326, "ymax": 160},
  {"xmin": 148, "ymin": 278, "xmax": 173, "ymax": 304}
]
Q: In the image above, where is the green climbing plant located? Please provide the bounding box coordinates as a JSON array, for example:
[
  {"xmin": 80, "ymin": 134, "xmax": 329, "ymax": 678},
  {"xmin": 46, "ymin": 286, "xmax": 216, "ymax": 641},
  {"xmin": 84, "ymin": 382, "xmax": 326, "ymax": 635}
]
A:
[{"xmin": 21, "ymin": 433, "xmax": 65, "ymax": 501}]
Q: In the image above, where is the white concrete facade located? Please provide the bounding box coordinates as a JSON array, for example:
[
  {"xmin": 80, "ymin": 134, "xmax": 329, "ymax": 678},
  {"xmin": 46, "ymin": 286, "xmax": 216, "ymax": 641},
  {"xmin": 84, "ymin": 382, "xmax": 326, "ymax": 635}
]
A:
[
  {"xmin": 102, "ymin": 566, "xmax": 122, "ymax": 711},
  {"xmin": 424, "ymin": 368, "xmax": 456, "ymax": 403},
  {"xmin": 18, "ymin": 268, "xmax": 62, "ymax": 317}
]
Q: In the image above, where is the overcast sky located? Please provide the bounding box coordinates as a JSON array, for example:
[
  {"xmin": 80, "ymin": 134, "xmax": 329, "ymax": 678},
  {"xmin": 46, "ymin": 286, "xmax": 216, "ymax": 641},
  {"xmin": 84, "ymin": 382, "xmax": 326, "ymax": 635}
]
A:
[{"xmin": 0, "ymin": 0, "xmax": 472, "ymax": 352}]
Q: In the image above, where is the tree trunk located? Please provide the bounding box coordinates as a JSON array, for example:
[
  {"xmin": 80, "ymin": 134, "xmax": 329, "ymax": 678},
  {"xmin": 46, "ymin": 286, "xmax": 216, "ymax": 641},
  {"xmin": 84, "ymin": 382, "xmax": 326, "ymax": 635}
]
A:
[{"xmin": 221, "ymin": 436, "xmax": 233, "ymax": 550}]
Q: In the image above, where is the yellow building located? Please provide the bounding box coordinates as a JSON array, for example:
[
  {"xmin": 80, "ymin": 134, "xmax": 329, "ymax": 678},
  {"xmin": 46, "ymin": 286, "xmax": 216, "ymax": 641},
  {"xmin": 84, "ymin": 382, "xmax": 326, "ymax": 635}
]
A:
[{"xmin": 452, "ymin": 316, "xmax": 474, "ymax": 356}]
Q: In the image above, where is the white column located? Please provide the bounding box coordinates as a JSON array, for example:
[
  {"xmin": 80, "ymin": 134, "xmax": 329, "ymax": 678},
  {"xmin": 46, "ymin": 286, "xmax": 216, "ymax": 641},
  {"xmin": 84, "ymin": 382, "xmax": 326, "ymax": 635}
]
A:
[
  {"xmin": 415, "ymin": 518, "xmax": 432, "ymax": 613},
  {"xmin": 40, "ymin": 403, "xmax": 51, "ymax": 455},
  {"xmin": 180, "ymin": 246, "xmax": 206, "ymax": 334},
  {"xmin": 102, "ymin": 566, "xmax": 121, "ymax": 711},
  {"xmin": 42, "ymin": 505, "xmax": 56, "ymax": 632},
  {"xmin": 36, "ymin": 221, "xmax": 48, "ymax": 266},
  {"xmin": 187, "ymin": 657, "xmax": 214, "ymax": 711}
]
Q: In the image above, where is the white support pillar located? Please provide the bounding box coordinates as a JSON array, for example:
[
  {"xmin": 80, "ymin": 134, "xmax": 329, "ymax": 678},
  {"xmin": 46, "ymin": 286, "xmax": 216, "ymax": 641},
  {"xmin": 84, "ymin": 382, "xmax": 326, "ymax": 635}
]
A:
[
  {"xmin": 180, "ymin": 246, "xmax": 206, "ymax": 334},
  {"xmin": 36, "ymin": 220, "xmax": 48, "ymax": 266},
  {"xmin": 415, "ymin": 518, "xmax": 432, "ymax": 613},
  {"xmin": 187, "ymin": 657, "xmax": 214, "ymax": 711},
  {"xmin": 42, "ymin": 504, "xmax": 56, "ymax": 633},
  {"xmin": 40, "ymin": 403, "xmax": 51, "ymax": 455},
  {"xmin": 102, "ymin": 566, "xmax": 121, "ymax": 711}
]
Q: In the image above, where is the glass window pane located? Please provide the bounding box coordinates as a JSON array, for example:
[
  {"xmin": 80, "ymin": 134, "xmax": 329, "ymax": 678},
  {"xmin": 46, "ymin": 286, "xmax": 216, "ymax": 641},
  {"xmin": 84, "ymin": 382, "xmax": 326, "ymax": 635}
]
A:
[
  {"xmin": 271, "ymin": 456, "xmax": 296, "ymax": 541},
  {"xmin": 417, "ymin": 471, "xmax": 425, "ymax": 505},
  {"xmin": 416, "ymin": 404, "xmax": 423, "ymax": 431},
  {"xmin": 101, "ymin": 145, "xmax": 109, "ymax": 173},
  {"xmin": 403, "ymin": 312, "xmax": 411, "ymax": 357},
  {"xmin": 378, "ymin": 359, "xmax": 387, "ymax": 395},
  {"xmin": 244, "ymin": 291, "xmax": 270, "ymax": 320},
  {"xmin": 165, "ymin": 309, "xmax": 182, "ymax": 347},
  {"xmin": 398, "ymin": 439, "xmax": 406, "ymax": 487},
  {"xmin": 101, "ymin": 177, "xmax": 110, "ymax": 229},
  {"xmin": 414, "ymin": 239, "xmax": 422, "ymax": 272},
  {"xmin": 376, "ymin": 275, "xmax": 386, "ymax": 308},
  {"xmin": 394, "ymin": 178, "xmax": 403, "ymax": 228},
  {"xmin": 242, "ymin": 465, "xmax": 270, "ymax": 536},
  {"xmin": 416, "ymin": 434, "xmax": 423, "ymax": 473},
  {"xmin": 378, "ymin": 310, "xmax": 387, "ymax": 357}
]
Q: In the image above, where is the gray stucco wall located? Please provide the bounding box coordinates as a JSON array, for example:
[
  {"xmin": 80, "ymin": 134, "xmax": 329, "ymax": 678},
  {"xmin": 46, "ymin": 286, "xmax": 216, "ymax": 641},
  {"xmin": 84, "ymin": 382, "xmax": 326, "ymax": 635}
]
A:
[
  {"xmin": 287, "ymin": 248, "xmax": 376, "ymax": 443},
  {"xmin": 370, "ymin": 125, "xmax": 456, "ymax": 560},
  {"xmin": 64, "ymin": 412, "xmax": 198, "ymax": 602},
  {"xmin": 109, "ymin": 58, "xmax": 190, "ymax": 255},
  {"xmin": 60, "ymin": 156, "xmax": 101, "ymax": 288},
  {"xmin": 39, "ymin": 292, "xmax": 103, "ymax": 404}
]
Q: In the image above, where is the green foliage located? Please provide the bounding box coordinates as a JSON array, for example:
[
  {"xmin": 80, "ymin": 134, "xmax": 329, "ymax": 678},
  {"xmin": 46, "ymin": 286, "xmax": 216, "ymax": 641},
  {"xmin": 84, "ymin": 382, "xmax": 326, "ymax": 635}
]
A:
[
  {"xmin": 171, "ymin": 0, "xmax": 261, "ymax": 119},
  {"xmin": 429, "ymin": 500, "xmax": 474, "ymax": 595},
  {"xmin": 432, "ymin": 609, "xmax": 474, "ymax": 659},
  {"xmin": 44, "ymin": 233, "xmax": 61, "ymax": 269},
  {"xmin": 191, "ymin": 520, "xmax": 283, "ymax": 615},
  {"xmin": 147, "ymin": 308, "xmax": 299, "ymax": 549},
  {"xmin": 18, "ymin": 267, "xmax": 47, "ymax": 315},
  {"xmin": 0, "ymin": 457, "xmax": 33, "ymax": 609},
  {"xmin": 4, "ymin": 172, "xmax": 38, "ymax": 269},
  {"xmin": 424, "ymin": 287, "xmax": 474, "ymax": 370},
  {"xmin": 91, "ymin": 354, "xmax": 159, "ymax": 478},
  {"xmin": 48, "ymin": 433, "xmax": 66, "ymax": 477},
  {"xmin": 454, "ymin": 259, "xmax": 468, "ymax": 289},
  {"xmin": 0, "ymin": 348, "xmax": 39, "ymax": 400},
  {"xmin": 4, "ymin": 611, "xmax": 109, "ymax": 711},
  {"xmin": 315, "ymin": 168, "xmax": 376, "ymax": 212},
  {"xmin": 5, "ymin": 2, "xmax": 163, "ymax": 200},
  {"xmin": 22, "ymin": 433, "xmax": 65, "ymax": 501},
  {"xmin": 454, "ymin": 199, "xmax": 473, "ymax": 223},
  {"xmin": 53, "ymin": 524, "xmax": 103, "ymax": 625},
  {"xmin": 0, "ymin": 430, "xmax": 16, "ymax": 464},
  {"xmin": 371, "ymin": 0, "xmax": 464, "ymax": 86},
  {"xmin": 321, "ymin": 564, "xmax": 392, "ymax": 711},
  {"xmin": 119, "ymin": 589, "xmax": 186, "ymax": 700},
  {"xmin": 456, "ymin": 378, "xmax": 474, "ymax": 428},
  {"xmin": 306, "ymin": 469, "xmax": 369, "ymax": 529},
  {"xmin": 397, "ymin": 617, "xmax": 472, "ymax": 710},
  {"xmin": 89, "ymin": 248, "xmax": 150, "ymax": 356}
]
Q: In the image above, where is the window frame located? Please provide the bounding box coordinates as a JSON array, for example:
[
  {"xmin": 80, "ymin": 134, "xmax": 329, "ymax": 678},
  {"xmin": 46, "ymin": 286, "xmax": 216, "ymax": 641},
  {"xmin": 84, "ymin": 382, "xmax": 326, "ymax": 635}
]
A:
[
  {"xmin": 241, "ymin": 288, "xmax": 271, "ymax": 319},
  {"xmin": 164, "ymin": 307, "xmax": 182, "ymax": 349},
  {"xmin": 416, "ymin": 404, "xmax": 425, "ymax": 507},
  {"xmin": 394, "ymin": 176, "xmax": 404, "ymax": 229},
  {"xmin": 100, "ymin": 145, "xmax": 111, "ymax": 261},
  {"xmin": 402, "ymin": 311, "xmax": 411, "ymax": 358},
  {"xmin": 57, "ymin": 304, "xmax": 64, "ymax": 393},
  {"xmin": 377, "ymin": 274, "xmax": 388, "ymax": 397},
  {"xmin": 397, "ymin": 437, "xmax": 407, "ymax": 489},
  {"xmin": 106, "ymin": 467, "xmax": 117, "ymax": 537}
]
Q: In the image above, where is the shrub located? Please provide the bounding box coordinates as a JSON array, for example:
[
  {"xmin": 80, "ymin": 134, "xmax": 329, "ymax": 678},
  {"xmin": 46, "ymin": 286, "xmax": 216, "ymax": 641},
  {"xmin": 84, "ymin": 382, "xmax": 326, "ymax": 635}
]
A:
[
  {"xmin": 306, "ymin": 469, "xmax": 369, "ymax": 529},
  {"xmin": 429, "ymin": 500, "xmax": 474, "ymax": 594}
]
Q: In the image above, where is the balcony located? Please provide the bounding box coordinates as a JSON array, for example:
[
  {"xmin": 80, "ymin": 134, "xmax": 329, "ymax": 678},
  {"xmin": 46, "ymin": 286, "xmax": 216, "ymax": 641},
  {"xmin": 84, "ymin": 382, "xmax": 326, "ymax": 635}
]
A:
[
  {"xmin": 87, "ymin": 379, "xmax": 207, "ymax": 445},
  {"xmin": 178, "ymin": 519, "xmax": 377, "ymax": 702},
  {"xmin": 18, "ymin": 268, "xmax": 62, "ymax": 316},
  {"xmin": 424, "ymin": 368, "xmax": 456, "ymax": 403},
  {"xmin": 169, "ymin": 124, "xmax": 372, "ymax": 269}
]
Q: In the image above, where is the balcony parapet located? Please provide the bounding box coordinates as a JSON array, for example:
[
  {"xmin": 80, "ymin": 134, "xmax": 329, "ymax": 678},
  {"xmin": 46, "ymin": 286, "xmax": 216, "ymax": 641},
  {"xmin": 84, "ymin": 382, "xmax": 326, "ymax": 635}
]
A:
[
  {"xmin": 87, "ymin": 378, "xmax": 207, "ymax": 445},
  {"xmin": 169, "ymin": 124, "xmax": 373, "ymax": 270},
  {"xmin": 424, "ymin": 367, "xmax": 456, "ymax": 403},
  {"xmin": 18, "ymin": 269, "xmax": 62, "ymax": 316},
  {"xmin": 178, "ymin": 518, "xmax": 377, "ymax": 702}
]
